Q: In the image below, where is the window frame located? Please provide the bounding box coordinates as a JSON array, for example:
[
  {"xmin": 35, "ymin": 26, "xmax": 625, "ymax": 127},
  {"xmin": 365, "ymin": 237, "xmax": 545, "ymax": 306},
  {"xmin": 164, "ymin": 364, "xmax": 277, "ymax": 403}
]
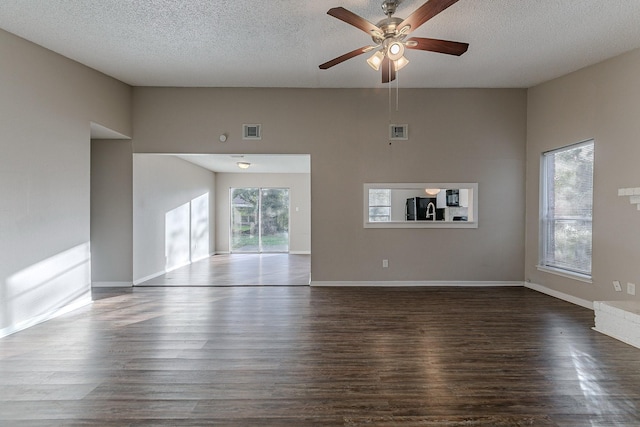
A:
[
  {"xmin": 367, "ymin": 188, "xmax": 392, "ymax": 222},
  {"xmin": 363, "ymin": 183, "xmax": 478, "ymax": 229},
  {"xmin": 538, "ymin": 139, "xmax": 594, "ymax": 282}
]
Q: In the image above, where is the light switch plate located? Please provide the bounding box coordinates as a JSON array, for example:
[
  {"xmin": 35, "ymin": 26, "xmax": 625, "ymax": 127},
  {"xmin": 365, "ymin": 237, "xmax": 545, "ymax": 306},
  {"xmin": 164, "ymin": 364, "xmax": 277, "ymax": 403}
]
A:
[
  {"xmin": 627, "ymin": 282, "xmax": 636, "ymax": 296},
  {"xmin": 613, "ymin": 280, "xmax": 622, "ymax": 292}
]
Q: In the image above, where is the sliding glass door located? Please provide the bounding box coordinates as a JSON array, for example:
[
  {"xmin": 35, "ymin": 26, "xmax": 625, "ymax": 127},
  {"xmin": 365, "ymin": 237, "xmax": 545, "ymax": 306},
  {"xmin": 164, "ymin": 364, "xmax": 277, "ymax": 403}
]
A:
[
  {"xmin": 260, "ymin": 188, "xmax": 290, "ymax": 252},
  {"xmin": 230, "ymin": 188, "xmax": 259, "ymax": 252},
  {"xmin": 230, "ymin": 188, "xmax": 289, "ymax": 253}
]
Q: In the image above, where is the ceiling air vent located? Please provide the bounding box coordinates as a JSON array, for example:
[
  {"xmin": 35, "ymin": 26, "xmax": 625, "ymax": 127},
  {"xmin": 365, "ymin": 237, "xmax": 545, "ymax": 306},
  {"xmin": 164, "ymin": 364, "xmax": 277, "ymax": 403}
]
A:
[
  {"xmin": 389, "ymin": 124, "xmax": 408, "ymax": 140},
  {"xmin": 243, "ymin": 124, "xmax": 262, "ymax": 140}
]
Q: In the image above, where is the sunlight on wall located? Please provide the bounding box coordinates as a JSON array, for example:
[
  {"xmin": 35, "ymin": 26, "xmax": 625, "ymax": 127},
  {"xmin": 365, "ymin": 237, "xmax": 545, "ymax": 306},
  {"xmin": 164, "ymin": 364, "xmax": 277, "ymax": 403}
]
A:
[
  {"xmin": 1, "ymin": 242, "xmax": 93, "ymax": 337},
  {"xmin": 165, "ymin": 202, "xmax": 191, "ymax": 271},
  {"xmin": 190, "ymin": 193, "xmax": 210, "ymax": 262},
  {"xmin": 165, "ymin": 193, "xmax": 210, "ymax": 272}
]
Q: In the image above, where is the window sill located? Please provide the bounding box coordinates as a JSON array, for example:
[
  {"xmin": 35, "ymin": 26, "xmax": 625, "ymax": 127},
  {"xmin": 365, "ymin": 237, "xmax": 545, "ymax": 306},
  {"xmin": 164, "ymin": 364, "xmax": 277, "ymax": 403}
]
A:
[
  {"xmin": 536, "ymin": 265, "xmax": 592, "ymax": 284},
  {"xmin": 364, "ymin": 221, "xmax": 478, "ymax": 229}
]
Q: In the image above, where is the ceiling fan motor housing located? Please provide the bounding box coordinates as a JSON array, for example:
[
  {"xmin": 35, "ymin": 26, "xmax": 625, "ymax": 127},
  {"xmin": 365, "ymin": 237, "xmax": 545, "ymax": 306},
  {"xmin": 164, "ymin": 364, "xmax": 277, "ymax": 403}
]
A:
[
  {"xmin": 381, "ymin": 0, "xmax": 399, "ymax": 17},
  {"xmin": 372, "ymin": 17, "xmax": 404, "ymax": 45}
]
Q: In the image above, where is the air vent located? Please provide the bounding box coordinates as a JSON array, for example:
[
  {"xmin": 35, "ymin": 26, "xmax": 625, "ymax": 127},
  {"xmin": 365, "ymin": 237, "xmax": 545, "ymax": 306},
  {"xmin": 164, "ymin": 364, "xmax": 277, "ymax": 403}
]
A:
[
  {"xmin": 243, "ymin": 124, "xmax": 262, "ymax": 140},
  {"xmin": 389, "ymin": 124, "xmax": 408, "ymax": 140}
]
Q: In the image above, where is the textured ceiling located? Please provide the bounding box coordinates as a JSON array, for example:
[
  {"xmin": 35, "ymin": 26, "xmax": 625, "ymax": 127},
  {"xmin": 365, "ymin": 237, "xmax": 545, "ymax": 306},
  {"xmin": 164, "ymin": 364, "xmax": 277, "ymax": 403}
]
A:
[
  {"xmin": 2, "ymin": 0, "xmax": 640, "ymax": 88},
  {"xmin": 176, "ymin": 154, "xmax": 310, "ymax": 174}
]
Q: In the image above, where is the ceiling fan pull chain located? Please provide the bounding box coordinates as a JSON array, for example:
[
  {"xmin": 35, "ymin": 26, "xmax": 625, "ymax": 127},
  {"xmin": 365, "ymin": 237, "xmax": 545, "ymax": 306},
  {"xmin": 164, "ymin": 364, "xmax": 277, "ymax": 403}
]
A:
[
  {"xmin": 396, "ymin": 69, "xmax": 400, "ymax": 111},
  {"xmin": 388, "ymin": 59, "xmax": 392, "ymax": 116},
  {"xmin": 388, "ymin": 72, "xmax": 392, "ymax": 145}
]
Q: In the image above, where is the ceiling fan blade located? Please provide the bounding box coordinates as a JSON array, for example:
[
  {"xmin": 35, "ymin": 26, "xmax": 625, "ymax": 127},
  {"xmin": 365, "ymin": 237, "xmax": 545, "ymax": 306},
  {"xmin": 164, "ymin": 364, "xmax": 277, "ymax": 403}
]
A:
[
  {"xmin": 381, "ymin": 57, "xmax": 397, "ymax": 83},
  {"xmin": 398, "ymin": 0, "xmax": 460, "ymax": 34},
  {"xmin": 327, "ymin": 7, "xmax": 382, "ymax": 36},
  {"xmin": 406, "ymin": 37, "xmax": 469, "ymax": 56},
  {"xmin": 319, "ymin": 46, "xmax": 373, "ymax": 70}
]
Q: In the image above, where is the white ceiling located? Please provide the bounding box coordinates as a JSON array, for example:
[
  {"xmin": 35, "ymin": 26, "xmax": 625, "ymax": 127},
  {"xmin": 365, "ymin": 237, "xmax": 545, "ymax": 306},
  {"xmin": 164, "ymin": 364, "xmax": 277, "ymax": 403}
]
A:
[
  {"xmin": 176, "ymin": 154, "xmax": 310, "ymax": 174},
  {"xmin": 2, "ymin": 0, "xmax": 640, "ymax": 88}
]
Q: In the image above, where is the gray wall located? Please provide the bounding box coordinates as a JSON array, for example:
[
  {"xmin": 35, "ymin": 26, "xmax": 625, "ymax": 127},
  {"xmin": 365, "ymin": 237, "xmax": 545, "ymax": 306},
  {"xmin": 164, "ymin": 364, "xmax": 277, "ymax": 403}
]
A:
[
  {"xmin": 215, "ymin": 173, "xmax": 311, "ymax": 254},
  {"xmin": 526, "ymin": 47, "xmax": 640, "ymax": 303},
  {"xmin": 133, "ymin": 155, "xmax": 216, "ymax": 283},
  {"xmin": 132, "ymin": 87, "xmax": 527, "ymax": 283},
  {"xmin": 91, "ymin": 139, "xmax": 133, "ymax": 287},
  {"xmin": 0, "ymin": 29, "xmax": 131, "ymax": 337}
]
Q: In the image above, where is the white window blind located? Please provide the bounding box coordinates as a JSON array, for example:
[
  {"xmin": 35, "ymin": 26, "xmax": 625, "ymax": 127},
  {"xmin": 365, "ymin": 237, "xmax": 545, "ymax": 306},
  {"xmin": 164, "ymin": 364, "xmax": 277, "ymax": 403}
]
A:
[
  {"xmin": 540, "ymin": 140, "xmax": 594, "ymax": 277},
  {"xmin": 368, "ymin": 189, "xmax": 391, "ymax": 222}
]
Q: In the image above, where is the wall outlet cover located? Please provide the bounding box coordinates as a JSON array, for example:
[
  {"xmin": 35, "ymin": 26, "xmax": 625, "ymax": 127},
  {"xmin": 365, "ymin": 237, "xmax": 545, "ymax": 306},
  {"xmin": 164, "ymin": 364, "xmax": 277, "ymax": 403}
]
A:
[{"xmin": 613, "ymin": 280, "xmax": 622, "ymax": 292}]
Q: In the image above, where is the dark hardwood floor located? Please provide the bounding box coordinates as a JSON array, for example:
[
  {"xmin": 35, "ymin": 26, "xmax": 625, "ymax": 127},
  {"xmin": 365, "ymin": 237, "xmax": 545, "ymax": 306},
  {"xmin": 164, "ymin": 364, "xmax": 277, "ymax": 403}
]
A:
[{"xmin": 1, "ymin": 285, "xmax": 640, "ymax": 426}]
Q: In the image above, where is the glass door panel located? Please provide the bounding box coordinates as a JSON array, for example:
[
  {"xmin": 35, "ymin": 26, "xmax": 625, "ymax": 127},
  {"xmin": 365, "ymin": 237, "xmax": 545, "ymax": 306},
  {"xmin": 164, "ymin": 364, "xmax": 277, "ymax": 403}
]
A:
[
  {"xmin": 230, "ymin": 188, "xmax": 259, "ymax": 252},
  {"xmin": 260, "ymin": 188, "xmax": 289, "ymax": 252}
]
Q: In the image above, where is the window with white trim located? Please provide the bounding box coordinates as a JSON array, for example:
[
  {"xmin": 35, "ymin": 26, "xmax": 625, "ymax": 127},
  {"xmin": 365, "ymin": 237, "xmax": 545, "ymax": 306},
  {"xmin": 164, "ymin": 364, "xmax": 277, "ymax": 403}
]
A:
[
  {"xmin": 540, "ymin": 140, "xmax": 594, "ymax": 278},
  {"xmin": 368, "ymin": 189, "xmax": 391, "ymax": 222}
]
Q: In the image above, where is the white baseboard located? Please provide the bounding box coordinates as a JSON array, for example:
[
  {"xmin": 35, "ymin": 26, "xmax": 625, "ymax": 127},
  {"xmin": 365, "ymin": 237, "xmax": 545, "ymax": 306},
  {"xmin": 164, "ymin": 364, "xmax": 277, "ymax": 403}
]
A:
[
  {"xmin": 92, "ymin": 281, "xmax": 132, "ymax": 288},
  {"xmin": 592, "ymin": 327, "xmax": 640, "ymax": 349},
  {"xmin": 133, "ymin": 270, "xmax": 165, "ymax": 286},
  {"xmin": 191, "ymin": 254, "xmax": 211, "ymax": 263},
  {"xmin": 593, "ymin": 301, "xmax": 640, "ymax": 349},
  {"xmin": 0, "ymin": 295, "xmax": 92, "ymax": 339},
  {"xmin": 165, "ymin": 261, "xmax": 191, "ymax": 273},
  {"xmin": 310, "ymin": 280, "xmax": 595, "ymax": 311},
  {"xmin": 133, "ymin": 254, "xmax": 220, "ymax": 285},
  {"xmin": 524, "ymin": 282, "xmax": 593, "ymax": 310},
  {"xmin": 212, "ymin": 251, "xmax": 309, "ymax": 255},
  {"xmin": 311, "ymin": 280, "xmax": 524, "ymax": 287}
]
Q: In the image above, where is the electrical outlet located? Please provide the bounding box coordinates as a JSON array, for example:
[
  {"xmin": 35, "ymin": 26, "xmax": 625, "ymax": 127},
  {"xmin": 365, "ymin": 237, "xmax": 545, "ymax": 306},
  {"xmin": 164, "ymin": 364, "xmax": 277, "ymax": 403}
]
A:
[
  {"xmin": 382, "ymin": 259, "xmax": 389, "ymax": 268},
  {"xmin": 613, "ymin": 280, "xmax": 622, "ymax": 292},
  {"xmin": 627, "ymin": 282, "xmax": 636, "ymax": 296}
]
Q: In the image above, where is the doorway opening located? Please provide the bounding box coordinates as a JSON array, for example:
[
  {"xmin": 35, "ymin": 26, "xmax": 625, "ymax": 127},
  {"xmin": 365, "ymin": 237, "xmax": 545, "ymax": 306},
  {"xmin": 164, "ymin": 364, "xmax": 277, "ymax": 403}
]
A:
[{"xmin": 230, "ymin": 187, "xmax": 290, "ymax": 253}]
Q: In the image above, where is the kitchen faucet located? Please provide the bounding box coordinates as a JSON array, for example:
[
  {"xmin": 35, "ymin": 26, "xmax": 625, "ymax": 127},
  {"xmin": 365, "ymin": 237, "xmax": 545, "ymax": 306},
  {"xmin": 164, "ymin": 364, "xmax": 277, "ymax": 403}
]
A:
[{"xmin": 426, "ymin": 202, "xmax": 435, "ymax": 220}]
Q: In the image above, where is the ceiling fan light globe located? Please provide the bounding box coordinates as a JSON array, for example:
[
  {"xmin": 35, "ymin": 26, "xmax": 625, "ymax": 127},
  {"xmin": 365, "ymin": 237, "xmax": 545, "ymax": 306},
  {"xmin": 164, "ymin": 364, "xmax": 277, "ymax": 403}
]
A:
[
  {"xmin": 394, "ymin": 55, "xmax": 409, "ymax": 71},
  {"xmin": 387, "ymin": 41, "xmax": 404, "ymax": 61},
  {"xmin": 367, "ymin": 51, "xmax": 384, "ymax": 71}
]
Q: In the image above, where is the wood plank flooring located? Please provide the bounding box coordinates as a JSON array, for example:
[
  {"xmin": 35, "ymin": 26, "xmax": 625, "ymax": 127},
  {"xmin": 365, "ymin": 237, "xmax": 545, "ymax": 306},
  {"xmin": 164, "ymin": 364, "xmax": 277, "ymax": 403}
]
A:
[
  {"xmin": 138, "ymin": 254, "xmax": 310, "ymax": 286},
  {"xmin": 2, "ymin": 286, "xmax": 640, "ymax": 426}
]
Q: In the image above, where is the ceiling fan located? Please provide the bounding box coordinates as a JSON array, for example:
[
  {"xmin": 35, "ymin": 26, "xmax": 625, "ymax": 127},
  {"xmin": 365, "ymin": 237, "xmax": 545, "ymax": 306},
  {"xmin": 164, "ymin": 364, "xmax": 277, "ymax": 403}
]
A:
[{"xmin": 319, "ymin": 0, "xmax": 468, "ymax": 83}]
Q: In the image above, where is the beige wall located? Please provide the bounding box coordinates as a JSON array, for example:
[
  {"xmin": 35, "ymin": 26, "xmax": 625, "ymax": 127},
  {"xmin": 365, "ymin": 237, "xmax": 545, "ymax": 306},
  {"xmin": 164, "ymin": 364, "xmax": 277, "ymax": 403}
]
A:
[
  {"xmin": 215, "ymin": 173, "xmax": 311, "ymax": 254},
  {"xmin": 91, "ymin": 140, "xmax": 133, "ymax": 286},
  {"xmin": 526, "ymin": 47, "xmax": 640, "ymax": 302},
  {"xmin": 133, "ymin": 87, "xmax": 527, "ymax": 283},
  {"xmin": 0, "ymin": 29, "xmax": 131, "ymax": 336},
  {"xmin": 133, "ymin": 155, "xmax": 216, "ymax": 283}
]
